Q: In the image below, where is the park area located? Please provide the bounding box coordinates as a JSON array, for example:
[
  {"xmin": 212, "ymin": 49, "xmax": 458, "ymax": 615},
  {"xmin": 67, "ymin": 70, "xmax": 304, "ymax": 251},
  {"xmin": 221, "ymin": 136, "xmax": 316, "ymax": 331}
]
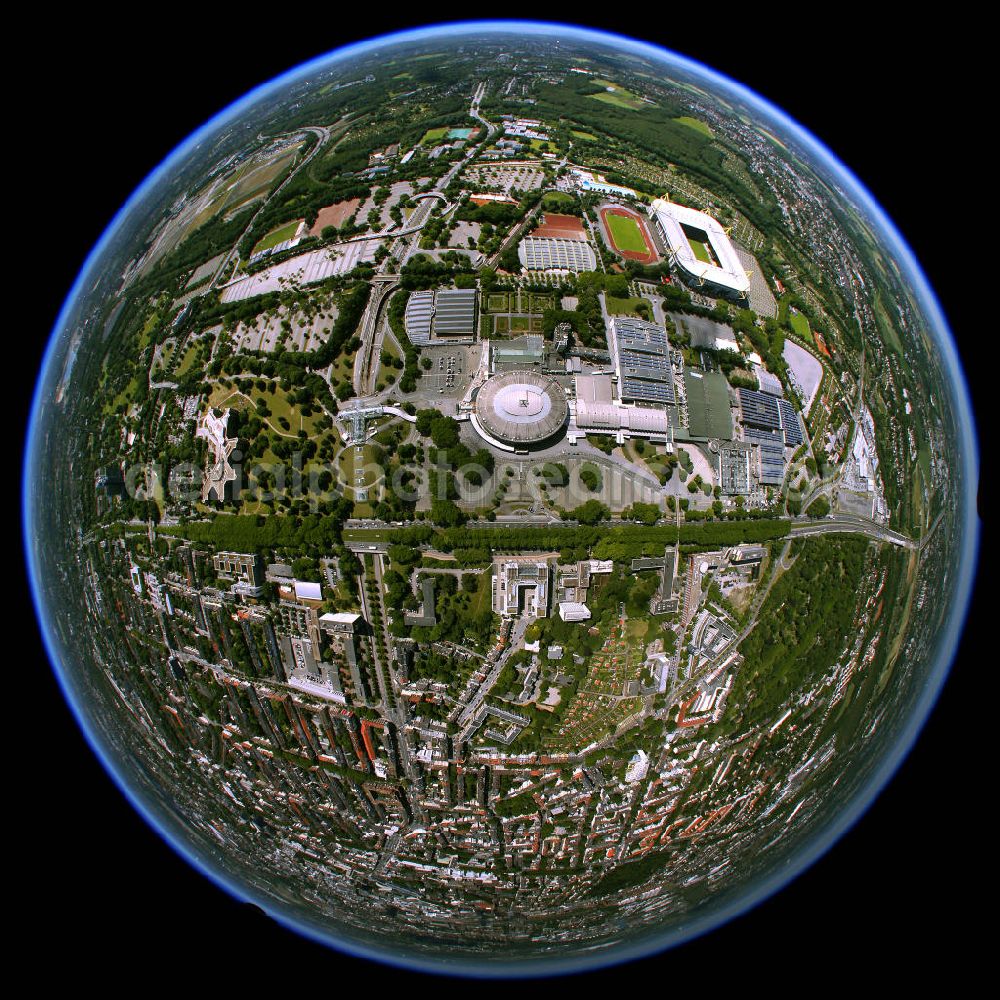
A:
[{"xmin": 480, "ymin": 289, "xmax": 556, "ymax": 336}]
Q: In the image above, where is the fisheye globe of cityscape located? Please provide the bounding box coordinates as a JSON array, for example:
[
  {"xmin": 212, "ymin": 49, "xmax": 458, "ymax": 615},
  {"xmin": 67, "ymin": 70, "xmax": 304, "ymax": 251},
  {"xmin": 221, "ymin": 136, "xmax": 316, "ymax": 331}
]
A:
[{"xmin": 25, "ymin": 20, "xmax": 978, "ymax": 977}]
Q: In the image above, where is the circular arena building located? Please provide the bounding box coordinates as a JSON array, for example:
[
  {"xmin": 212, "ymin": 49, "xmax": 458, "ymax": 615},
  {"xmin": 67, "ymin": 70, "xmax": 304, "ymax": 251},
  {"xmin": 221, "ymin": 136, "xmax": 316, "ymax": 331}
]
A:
[{"xmin": 473, "ymin": 371, "xmax": 569, "ymax": 448}]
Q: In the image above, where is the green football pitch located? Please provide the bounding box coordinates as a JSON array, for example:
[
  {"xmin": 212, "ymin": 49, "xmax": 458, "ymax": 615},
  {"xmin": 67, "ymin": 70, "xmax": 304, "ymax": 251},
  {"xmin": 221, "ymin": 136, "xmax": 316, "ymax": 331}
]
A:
[{"xmin": 606, "ymin": 213, "xmax": 649, "ymax": 254}]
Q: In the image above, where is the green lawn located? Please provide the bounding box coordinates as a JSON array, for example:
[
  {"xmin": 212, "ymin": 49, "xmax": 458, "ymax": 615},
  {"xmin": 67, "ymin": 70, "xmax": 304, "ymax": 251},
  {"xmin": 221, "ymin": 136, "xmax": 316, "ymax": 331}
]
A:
[
  {"xmin": 789, "ymin": 310, "xmax": 810, "ymax": 340},
  {"xmin": 605, "ymin": 295, "xmax": 652, "ymax": 318},
  {"xmin": 251, "ymin": 220, "xmax": 301, "ymax": 256},
  {"xmin": 420, "ymin": 127, "xmax": 449, "ymax": 145},
  {"xmin": 571, "ymin": 129, "xmax": 597, "ymax": 141},
  {"xmin": 606, "ymin": 213, "xmax": 649, "ymax": 254},
  {"xmin": 589, "ymin": 80, "xmax": 646, "ymax": 110}
]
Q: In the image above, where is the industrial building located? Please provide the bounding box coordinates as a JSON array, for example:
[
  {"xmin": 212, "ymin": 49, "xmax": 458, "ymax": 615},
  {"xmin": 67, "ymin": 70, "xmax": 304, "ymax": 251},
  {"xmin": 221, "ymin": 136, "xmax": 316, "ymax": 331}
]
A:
[
  {"xmin": 609, "ymin": 316, "xmax": 677, "ymax": 406},
  {"xmin": 572, "ymin": 373, "xmax": 674, "ymax": 443},
  {"xmin": 403, "ymin": 287, "xmax": 478, "ymax": 343},
  {"xmin": 518, "ymin": 236, "xmax": 596, "ymax": 273},
  {"xmin": 718, "ymin": 442, "xmax": 753, "ymax": 495},
  {"xmin": 403, "ymin": 290, "xmax": 434, "ymax": 344},
  {"xmin": 491, "ymin": 334, "xmax": 546, "ymax": 370},
  {"xmin": 738, "ymin": 386, "xmax": 803, "ymax": 448},
  {"xmin": 743, "ymin": 426, "xmax": 787, "ymax": 485},
  {"xmin": 684, "ymin": 369, "xmax": 734, "ymax": 440},
  {"xmin": 433, "ymin": 288, "xmax": 478, "ymax": 337}
]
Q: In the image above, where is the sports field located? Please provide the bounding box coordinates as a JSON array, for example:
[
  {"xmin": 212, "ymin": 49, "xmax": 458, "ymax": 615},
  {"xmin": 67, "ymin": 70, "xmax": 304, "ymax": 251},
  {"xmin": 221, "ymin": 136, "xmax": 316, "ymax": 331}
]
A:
[
  {"xmin": 681, "ymin": 224, "xmax": 719, "ymax": 267},
  {"xmin": 599, "ymin": 206, "xmax": 659, "ymax": 265},
  {"xmin": 607, "ymin": 213, "xmax": 648, "ymax": 253}
]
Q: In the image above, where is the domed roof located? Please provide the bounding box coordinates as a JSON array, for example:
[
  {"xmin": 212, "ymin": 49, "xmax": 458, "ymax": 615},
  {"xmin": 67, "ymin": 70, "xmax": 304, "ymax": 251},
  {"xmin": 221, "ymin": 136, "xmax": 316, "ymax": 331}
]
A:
[{"xmin": 474, "ymin": 370, "xmax": 568, "ymax": 446}]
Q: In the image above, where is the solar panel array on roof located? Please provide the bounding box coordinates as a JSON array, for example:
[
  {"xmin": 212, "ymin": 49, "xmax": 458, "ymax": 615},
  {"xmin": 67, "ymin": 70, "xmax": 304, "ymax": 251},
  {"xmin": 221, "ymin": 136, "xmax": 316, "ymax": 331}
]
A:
[
  {"xmin": 620, "ymin": 351, "xmax": 671, "ymax": 374},
  {"xmin": 743, "ymin": 426, "xmax": 785, "ymax": 484},
  {"xmin": 757, "ymin": 446, "xmax": 785, "ymax": 484},
  {"xmin": 433, "ymin": 288, "xmax": 477, "ymax": 337},
  {"xmin": 612, "ymin": 317, "xmax": 676, "ymax": 406},
  {"xmin": 756, "ymin": 367, "xmax": 784, "ymax": 397},
  {"xmin": 743, "ymin": 426, "xmax": 784, "ymax": 447},
  {"xmin": 778, "ymin": 399, "xmax": 803, "ymax": 446},
  {"xmin": 616, "ymin": 320, "xmax": 669, "ymax": 354},
  {"xmin": 404, "ymin": 290, "xmax": 434, "ymax": 344},
  {"xmin": 621, "ymin": 379, "xmax": 674, "ymax": 404},
  {"xmin": 738, "ymin": 387, "xmax": 782, "ymax": 430}
]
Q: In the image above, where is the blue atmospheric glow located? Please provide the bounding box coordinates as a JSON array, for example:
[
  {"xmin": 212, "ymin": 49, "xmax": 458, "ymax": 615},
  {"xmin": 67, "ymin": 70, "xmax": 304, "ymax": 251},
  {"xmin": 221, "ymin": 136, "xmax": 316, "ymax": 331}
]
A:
[{"xmin": 24, "ymin": 20, "xmax": 979, "ymax": 978}]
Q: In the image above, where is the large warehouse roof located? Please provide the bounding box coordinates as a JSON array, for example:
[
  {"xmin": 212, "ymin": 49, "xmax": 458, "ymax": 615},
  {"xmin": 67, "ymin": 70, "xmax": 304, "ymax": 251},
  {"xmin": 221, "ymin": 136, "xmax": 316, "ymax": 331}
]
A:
[
  {"xmin": 403, "ymin": 288, "xmax": 477, "ymax": 342},
  {"xmin": 651, "ymin": 199, "xmax": 750, "ymax": 295},
  {"xmin": 434, "ymin": 288, "xmax": 477, "ymax": 337},
  {"xmin": 474, "ymin": 371, "xmax": 569, "ymax": 446},
  {"xmin": 404, "ymin": 290, "xmax": 434, "ymax": 344},
  {"xmin": 518, "ymin": 236, "xmax": 596, "ymax": 273},
  {"xmin": 609, "ymin": 317, "xmax": 676, "ymax": 406},
  {"xmin": 684, "ymin": 369, "xmax": 733, "ymax": 440},
  {"xmin": 573, "ymin": 374, "xmax": 672, "ymax": 437}
]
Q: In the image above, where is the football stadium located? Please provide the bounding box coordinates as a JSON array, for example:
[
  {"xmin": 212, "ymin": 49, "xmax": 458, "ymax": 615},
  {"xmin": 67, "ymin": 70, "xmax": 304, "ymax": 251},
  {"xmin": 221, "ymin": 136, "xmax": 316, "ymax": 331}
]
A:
[
  {"xmin": 473, "ymin": 371, "xmax": 569, "ymax": 448},
  {"xmin": 650, "ymin": 198, "xmax": 750, "ymax": 297}
]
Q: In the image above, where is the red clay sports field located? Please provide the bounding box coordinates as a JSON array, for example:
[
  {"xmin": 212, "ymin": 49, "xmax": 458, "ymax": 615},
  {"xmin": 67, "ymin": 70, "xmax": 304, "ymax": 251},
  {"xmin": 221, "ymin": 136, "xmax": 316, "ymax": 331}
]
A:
[{"xmin": 599, "ymin": 205, "xmax": 660, "ymax": 265}]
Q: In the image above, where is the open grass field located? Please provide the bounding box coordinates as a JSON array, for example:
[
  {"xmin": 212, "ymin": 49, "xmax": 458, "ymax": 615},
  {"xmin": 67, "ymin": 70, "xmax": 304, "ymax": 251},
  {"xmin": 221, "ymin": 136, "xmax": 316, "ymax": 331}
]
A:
[
  {"xmin": 338, "ymin": 444, "xmax": 382, "ymax": 508},
  {"xmin": 588, "ymin": 80, "xmax": 646, "ymax": 111},
  {"xmin": 251, "ymin": 220, "xmax": 302, "ymax": 256},
  {"xmin": 789, "ymin": 310, "xmax": 811, "ymax": 340},
  {"xmin": 675, "ymin": 116, "xmax": 713, "ymax": 138},
  {"xmin": 605, "ymin": 295, "xmax": 652, "ymax": 318},
  {"xmin": 689, "ymin": 238, "xmax": 712, "ymax": 264},
  {"xmin": 420, "ymin": 127, "xmax": 449, "ymax": 145},
  {"xmin": 682, "ymin": 224, "xmax": 719, "ymax": 267},
  {"xmin": 208, "ymin": 382, "xmax": 322, "ymax": 438},
  {"xmin": 571, "ymin": 129, "xmax": 597, "ymax": 141},
  {"xmin": 221, "ymin": 146, "xmax": 301, "ymax": 212}
]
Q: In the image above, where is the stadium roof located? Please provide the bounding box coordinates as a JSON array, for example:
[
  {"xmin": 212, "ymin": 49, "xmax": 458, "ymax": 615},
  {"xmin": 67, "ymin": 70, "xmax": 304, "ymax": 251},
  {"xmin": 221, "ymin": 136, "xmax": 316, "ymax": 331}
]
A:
[{"xmin": 651, "ymin": 198, "xmax": 750, "ymax": 295}]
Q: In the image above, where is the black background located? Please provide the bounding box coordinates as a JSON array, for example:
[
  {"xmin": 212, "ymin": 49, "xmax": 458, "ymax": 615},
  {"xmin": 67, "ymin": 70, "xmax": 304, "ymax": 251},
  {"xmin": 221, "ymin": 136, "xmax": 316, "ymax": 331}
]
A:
[{"xmin": 20, "ymin": 9, "xmax": 983, "ymax": 987}]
